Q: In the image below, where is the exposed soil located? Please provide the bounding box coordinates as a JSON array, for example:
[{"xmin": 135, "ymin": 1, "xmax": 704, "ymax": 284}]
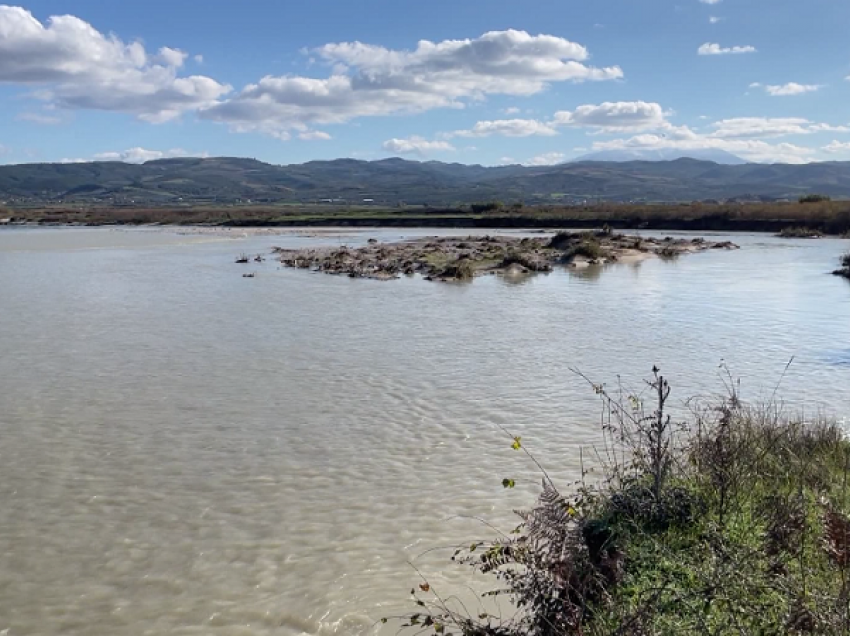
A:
[{"xmin": 271, "ymin": 231, "xmax": 739, "ymax": 282}]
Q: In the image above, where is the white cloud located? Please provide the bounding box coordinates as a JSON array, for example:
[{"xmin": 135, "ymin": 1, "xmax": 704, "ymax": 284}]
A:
[
  {"xmin": 503, "ymin": 106, "xmax": 521, "ymax": 114},
  {"xmin": 709, "ymin": 16, "xmax": 723, "ymax": 24},
  {"xmin": 711, "ymin": 117, "xmax": 848, "ymax": 138},
  {"xmin": 499, "ymin": 156, "xmax": 516, "ymax": 164},
  {"xmin": 553, "ymin": 101, "xmax": 669, "ymax": 132},
  {"xmin": 194, "ymin": 54, "xmax": 204, "ymax": 64},
  {"xmin": 449, "ymin": 118, "xmax": 558, "ymax": 138},
  {"xmin": 0, "ymin": 6, "xmax": 230, "ymax": 122},
  {"xmin": 700, "ymin": 0, "xmax": 722, "ymax": 4},
  {"xmin": 91, "ymin": 147, "xmax": 207, "ymax": 163},
  {"xmin": 809, "ymin": 123, "xmax": 850, "ymax": 132},
  {"xmin": 525, "ymin": 152, "xmax": 565, "ymax": 166},
  {"xmin": 298, "ymin": 130, "xmax": 332, "ymax": 140},
  {"xmin": 591, "ymin": 130, "xmax": 816, "ymax": 163},
  {"xmin": 823, "ymin": 141, "xmax": 850, "ymax": 154},
  {"xmin": 202, "ymin": 29, "xmax": 622, "ymax": 138},
  {"xmin": 382, "ymin": 136, "xmax": 455, "ymax": 156},
  {"xmin": 750, "ymin": 82, "xmax": 822, "ymax": 96},
  {"xmin": 16, "ymin": 111, "xmax": 61, "ymax": 125},
  {"xmin": 698, "ymin": 43, "xmax": 757, "ymax": 55}
]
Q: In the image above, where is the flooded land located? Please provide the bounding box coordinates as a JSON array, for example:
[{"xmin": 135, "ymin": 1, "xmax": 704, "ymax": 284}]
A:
[{"xmin": 0, "ymin": 226, "xmax": 848, "ymax": 636}]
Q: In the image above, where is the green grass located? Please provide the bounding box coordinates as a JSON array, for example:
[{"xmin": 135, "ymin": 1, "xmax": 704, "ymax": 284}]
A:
[{"xmin": 396, "ymin": 370, "xmax": 850, "ymax": 635}]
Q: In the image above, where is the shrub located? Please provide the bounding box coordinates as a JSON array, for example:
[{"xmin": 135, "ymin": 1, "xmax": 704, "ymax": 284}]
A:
[
  {"xmin": 470, "ymin": 201, "xmax": 503, "ymax": 214},
  {"xmin": 799, "ymin": 193, "xmax": 831, "ymax": 203},
  {"xmin": 394, "ymin": 368, "xmax": 850, "ymax": 636},
  {"xmin": 547, "ymin": 231, "xmax": 579, "ymax": 250},
  {"xmin": 834, "ymin": 252, "xmax": 850, "ymax": 279},
  {"xmin": 563, "ymin": 240, "xmax": 604, "ymax": 262},
  {"xmin": 501, "ymin": 251, "xmax": 553, "ymax": 272},
  {"xmin": 779, "ymin": 226, "xmax": 823, "ymax": 238},
  {"xmin": 439, "ymin": 257, "xmax": 476, "ymax": 280}
]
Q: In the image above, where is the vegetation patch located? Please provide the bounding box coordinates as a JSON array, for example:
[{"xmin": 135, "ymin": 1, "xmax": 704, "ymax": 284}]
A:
[
  {"xmin": 391, "ymin": 368, "xmax": 850, "ymax": 635},
  {"xmin": 273, "ymin": 234, "xmax": 736, "ymax": 282},
  {"xmin": 834, "ymin": 252, "xmax": 850, "ymax": 280},
  {"xmin": 779, "ymin": 226, "xmax": 824, "ymax": 238}
]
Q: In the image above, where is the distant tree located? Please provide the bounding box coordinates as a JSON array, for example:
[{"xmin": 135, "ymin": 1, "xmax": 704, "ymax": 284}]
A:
[
  {"xmin": 470, "ymin": 201, "xmax": 503, "ymax": 214},
  {"xmin": 799, "ymin": 193, "xmax": 831, "ymax": 203}
]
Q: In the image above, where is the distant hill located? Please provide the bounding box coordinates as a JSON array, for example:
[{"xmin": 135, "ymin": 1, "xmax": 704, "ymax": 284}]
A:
[
  {"xmin": 2, "ymin": 156, "xmax": 849, "ymax": 206},
  {"xmin": 573, "ymin": 148, "xmax": 748, "ymax": 165}
]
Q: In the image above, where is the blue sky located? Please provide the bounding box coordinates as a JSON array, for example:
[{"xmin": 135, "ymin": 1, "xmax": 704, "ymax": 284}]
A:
[{"xmin": 1, "ymin": 0, "xmax": 850, "ymax": 166}]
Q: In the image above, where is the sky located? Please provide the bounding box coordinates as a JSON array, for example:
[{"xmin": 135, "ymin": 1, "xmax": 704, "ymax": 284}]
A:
[{"xmin": 1, "ymin": 0, "xmax": 850, "ymax": 166}]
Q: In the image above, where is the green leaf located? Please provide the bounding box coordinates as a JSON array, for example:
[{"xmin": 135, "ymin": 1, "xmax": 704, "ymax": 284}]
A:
[
  {"xmin": 470, "ymin": 543, "xmax": 477, "ymax": 552},
  {"xmin": 511, "ymin": 436, "xmax": 522, "ymax": 451},
  {"xmin": 502, "ymin": 478, "xmax": 516, "ymax": 489}
]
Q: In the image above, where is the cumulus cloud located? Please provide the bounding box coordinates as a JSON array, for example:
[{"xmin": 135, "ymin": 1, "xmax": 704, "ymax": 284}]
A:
[
  {"xmin": 503, "ymin": 107, "xmax": 521, "ymax": 115},
  {"xmin": 202, "ymin": 30, "xmax": 622, "ymax": 138},
  {"xmin": 592, "ymin": 133, "xmax": 814, "ymax": 164},
  {"xmin": 823, "ymin": 141, "xmax": 850, "ymax": 154},
  {"xmin": 525, "ymin": 152, "xmax": 566, "ymax": 166},
  {"xmin": 711, "ymin": 117, "xmax": 848, "ymax": 138},
  {"xmin": 298, "ymin": 130, "xmax": 332, "ymax": 140},
  {"xmin": 565, "ymin": 107, "xmax": 845, "ymax": 163},
  {"xmin": 382, "ymin": 136, "xmax": 455, "ymax": 156},
  {"xmin": 553, "ymin": 101, "xmax": 669, "ymax": 132},
  {"xmin": 749, "ymin": 82, "xmax": 822, "ymax": 96},
  {"xmin": 0, "ymin": 6, "xmax": 230, "ymax": 121},
  {"xmin": 698, "ymin": 43, "xmax": 757, "ymax": 55},
  {"xmin": 90, "ymin": 147, "xmax": 207, "ymax": 163},
  {"xmin": 449, "ymin": 118, "xmax": 558, "ymax": 138}
]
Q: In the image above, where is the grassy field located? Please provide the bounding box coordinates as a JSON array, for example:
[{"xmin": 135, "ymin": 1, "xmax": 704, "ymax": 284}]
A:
[{"xmin": 3, "ymin": 201, "xmax": 850, "ymax": 235}]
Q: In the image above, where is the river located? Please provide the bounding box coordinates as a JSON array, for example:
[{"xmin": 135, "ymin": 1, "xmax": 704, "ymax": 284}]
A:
[{"xmin": 1, "ymin": 226, "xmax": 848, "ymax": 636}]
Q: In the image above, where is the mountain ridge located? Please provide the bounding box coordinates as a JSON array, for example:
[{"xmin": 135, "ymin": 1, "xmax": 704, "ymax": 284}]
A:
[{"xmin": 2, "ymin": 156, "xmax": 850, "ymax": 206}]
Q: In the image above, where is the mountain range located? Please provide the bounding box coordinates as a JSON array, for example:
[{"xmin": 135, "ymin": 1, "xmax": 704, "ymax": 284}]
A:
[
  {"xmin": 2, "ymin": 156, "xmax": 850, "ymax": 206},
  {"xmin": 571, "ymin": 149, "xmax": 748, "ymax": 164}
]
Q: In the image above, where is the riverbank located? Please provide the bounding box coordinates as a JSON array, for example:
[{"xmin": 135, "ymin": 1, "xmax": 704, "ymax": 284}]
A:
[
  {"xmin": 4, "ymin": 200, "xmax": 850, "ymax": 235},
  {"xmin": 399, "ymin": 372, "xmax": 850, "ymax": 635},
  {"xmin": 271, "ymin": 232, "xmax": 738, "ymax": 282}
]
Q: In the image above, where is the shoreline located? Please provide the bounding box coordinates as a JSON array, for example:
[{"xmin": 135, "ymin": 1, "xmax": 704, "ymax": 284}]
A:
[
  {"xmin": 3, "ymin": 216, "xmax": 849, "ymax": 236},
  {"xmin": 3, "ymin": 201, "xmax": 850, "ymax": 236}
]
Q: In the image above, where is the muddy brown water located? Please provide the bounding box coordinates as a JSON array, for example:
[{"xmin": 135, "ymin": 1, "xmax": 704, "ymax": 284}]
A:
[{"xmin": 1, "ymin": 227, "xmax": 849, "ymax": 635}]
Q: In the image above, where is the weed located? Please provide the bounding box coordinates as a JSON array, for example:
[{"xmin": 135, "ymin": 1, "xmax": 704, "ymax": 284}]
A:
[{"xmin": 392, "ymin": 368, "xmax": 850, "ymax": 635}]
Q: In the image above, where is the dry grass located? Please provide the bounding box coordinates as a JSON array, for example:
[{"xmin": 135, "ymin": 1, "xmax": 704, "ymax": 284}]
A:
[{"xmin": 6, "ymin": 201, "xmax": 850, "ymax": 234}]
